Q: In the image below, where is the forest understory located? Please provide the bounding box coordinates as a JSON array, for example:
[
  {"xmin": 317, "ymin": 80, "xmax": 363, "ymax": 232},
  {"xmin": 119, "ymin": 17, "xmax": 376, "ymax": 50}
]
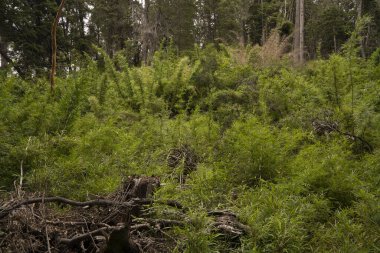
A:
[
  {"xmin": 1, "ymin": 41, "xmax": 379, "ymax": 252},
  {"xmin": 1, "ymin": 1, "xmax": 380, "ymax": 251}
]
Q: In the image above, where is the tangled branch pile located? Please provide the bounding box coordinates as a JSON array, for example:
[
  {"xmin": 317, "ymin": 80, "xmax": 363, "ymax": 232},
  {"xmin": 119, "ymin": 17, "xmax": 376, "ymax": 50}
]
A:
[{"xmin": 0, "ymin": 176, "xmax": 249, "ymax": 252}]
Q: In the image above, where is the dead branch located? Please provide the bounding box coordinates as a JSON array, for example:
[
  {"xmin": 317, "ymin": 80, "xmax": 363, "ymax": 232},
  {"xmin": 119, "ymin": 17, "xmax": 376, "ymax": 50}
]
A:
[
  {"xmin": 45, "ymin": 226, "xmax": 52, "ymax": 253},
  {"xmin": 135, "ymin": 218, "xmax": 185, "ymax": 228},
  {"xmin": 312, "ymin": 120, "xmax": 373, "ymax": 153},
  {"xmin": 0, "ymin": 197, "xmax": 184, "ymax": 219},
  {"xmin": 159, "ymin": 200, "xmax": 184, "ymax": 209},
  {"xmin": 130, "ymin": 223, "xmax": 151, "ymax": 231},
  {"xmin": 208, "ymin": 210, "xmax": 237, "ymax": 217},
  {"xmin": 129, "ymin": 218, "xmax": 185, "ymax": 234},
  {"xmin": 59, "ymin": 226, "xmax": 122, "ymax": 246},
  {"xmin": 0, "ymin": 197, "xmax": 134, "ymax": 219},
  {"xmin": 339, "ymin": 130, "xmax": 374, "ymax": 153}
]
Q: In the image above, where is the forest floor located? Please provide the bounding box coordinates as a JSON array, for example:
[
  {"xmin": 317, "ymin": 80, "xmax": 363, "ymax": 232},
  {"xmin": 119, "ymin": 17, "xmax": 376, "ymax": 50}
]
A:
[{"xmin": 0, "ymin": 176, "xmax": 249, "ymax": 252}]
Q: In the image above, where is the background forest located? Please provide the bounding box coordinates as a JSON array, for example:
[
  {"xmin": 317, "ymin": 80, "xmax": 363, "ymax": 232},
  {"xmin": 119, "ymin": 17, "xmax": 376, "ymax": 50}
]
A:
[{"xmin": 0, "ymin": 0, "xmax": 380, "ymax": 252}]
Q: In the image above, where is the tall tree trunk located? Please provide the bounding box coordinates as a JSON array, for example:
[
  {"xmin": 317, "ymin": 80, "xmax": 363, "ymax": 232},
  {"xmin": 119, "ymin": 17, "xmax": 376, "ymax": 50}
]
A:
[
  {"xmin": 141, "ymin": 0, "xmax": 151, "ymax": 64},
  {"xmin": 358, "ymin": 0, "xmax": 366, "ymax": 58},
  {"xmin": 261, "ymin": 0, "xmax": 265, "ymax": 45},
  {"xmin": 300, "ymin": 0, "xmax": 304, "ymax": 63},
  {"xmin": 140, "ymin": 0, "xmax": 159, "ymax": 64},
  {"xmin": 50, "ymin": 0, "xmax": 66, "ymax": 93},
  {"xmin": 294, "ymin": 0, "xmax": 304, "ymax": 64},
  {"xmin": 294, "ymin": 0, "xmax": 300, "ymax": 62}
]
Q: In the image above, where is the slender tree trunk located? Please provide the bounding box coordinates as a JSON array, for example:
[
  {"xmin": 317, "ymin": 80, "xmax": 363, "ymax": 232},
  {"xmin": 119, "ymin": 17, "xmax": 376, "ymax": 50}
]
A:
[
  {"xmin": 294, "ymin": 0, "xmax": 304, "ymax": 64},
  {"xmin": 333, "ymin": 28, "xmax": 337, "ymax": 52},
  {"xmin": 261, "ymin": 0, "xmax": 265, "ymax": 45},
  {"xmin": 300, "ymin": 0, "xmax": 304, "ymax": 63},
  {"xmin": 242, "ymin": 20, "xmax": 248, "ymax": 46},
  {"xmin": 50, "ymin": 0, "xmax": 66, "ymax": 93},
  {"xmin": 0, "ymin": 36, "xmax": 7, "ymax": 68},
  {"xmin": 332, "ymin": 64, "xmax": 340, "ymax": 108},
  {"xmin": 284, "ymin": 0, "xmax": 287, "ymax": 19},
  {"xmin": 294, "ymin": 0, "xmax": 300, "ymax": 62},
  {"xmin": 141, "ymin": 0, "xmax": 150, "ymax": 64},
  {"xmin": 358, "ymin": 0, "xmax": 366, "ymax": 58}
]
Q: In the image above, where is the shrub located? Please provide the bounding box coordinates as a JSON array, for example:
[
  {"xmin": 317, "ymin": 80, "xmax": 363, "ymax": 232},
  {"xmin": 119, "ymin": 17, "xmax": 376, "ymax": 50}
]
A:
[
  {"xmin": 218, "ymin": 118, "xmax": 286, "ymax": 186},
  {"xmin": 290, "ymin": 141, "xmax": 360, "ymax": 208}
]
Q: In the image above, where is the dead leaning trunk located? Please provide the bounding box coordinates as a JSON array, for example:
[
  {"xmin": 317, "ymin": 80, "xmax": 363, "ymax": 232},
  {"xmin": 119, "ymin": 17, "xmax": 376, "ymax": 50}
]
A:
[{"xmin": 50, "ymin": 0, "xmax": 66, "ymax": 93}]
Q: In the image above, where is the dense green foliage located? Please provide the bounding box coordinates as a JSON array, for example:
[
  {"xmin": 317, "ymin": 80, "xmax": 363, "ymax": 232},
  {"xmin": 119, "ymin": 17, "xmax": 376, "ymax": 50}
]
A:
[{"xmin": 1, "ymin": 40, "xmax": 379, "ymax": 251}]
